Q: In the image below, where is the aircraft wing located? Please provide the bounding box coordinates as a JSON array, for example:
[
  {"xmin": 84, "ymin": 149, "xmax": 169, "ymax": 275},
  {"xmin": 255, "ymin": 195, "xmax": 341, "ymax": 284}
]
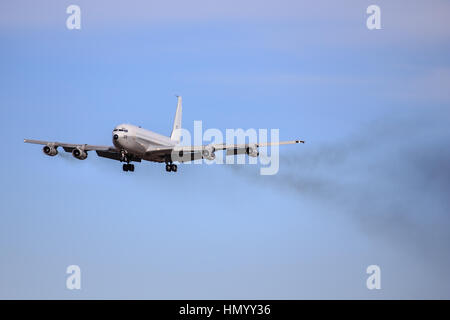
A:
[
  {"xmin": 144, "ymin": 139, "xmax": 304, "ymax": 163},
  {"xmin": 23, "ymin": 139, "xmax": 141, "ymax": 161},
  {"xmin": 216, "ymin": 140, "xmax": 304, "ymax": 155},
  {"xmin": 24, "ymin": 139, "xmax": 115, "ymax": 152}
]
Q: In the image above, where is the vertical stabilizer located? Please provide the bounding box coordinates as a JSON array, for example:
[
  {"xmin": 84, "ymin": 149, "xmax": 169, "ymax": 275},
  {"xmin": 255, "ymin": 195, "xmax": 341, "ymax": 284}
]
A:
[{"xmin": 170, "ymin": 95, "xmax": 182, "ymax": 142}]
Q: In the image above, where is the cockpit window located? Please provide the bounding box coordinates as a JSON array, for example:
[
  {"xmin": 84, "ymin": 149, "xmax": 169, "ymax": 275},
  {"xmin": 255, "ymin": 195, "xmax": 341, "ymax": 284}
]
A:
[{"xmin": 113, "ymin": 128, "xmax": 128, "ymax": 132}]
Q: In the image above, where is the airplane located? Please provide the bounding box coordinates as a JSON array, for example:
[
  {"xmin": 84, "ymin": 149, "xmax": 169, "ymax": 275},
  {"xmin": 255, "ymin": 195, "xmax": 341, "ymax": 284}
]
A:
[{"xmin": 24, "ymin": 96, "xmax": 304, "ymax": 173}]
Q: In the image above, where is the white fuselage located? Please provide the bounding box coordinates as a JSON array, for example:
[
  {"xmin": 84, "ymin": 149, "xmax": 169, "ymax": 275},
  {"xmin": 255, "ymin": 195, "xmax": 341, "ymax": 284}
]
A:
[{"xmin": 112, "ymin": 124, "xmax": 176, "ymax": 160}]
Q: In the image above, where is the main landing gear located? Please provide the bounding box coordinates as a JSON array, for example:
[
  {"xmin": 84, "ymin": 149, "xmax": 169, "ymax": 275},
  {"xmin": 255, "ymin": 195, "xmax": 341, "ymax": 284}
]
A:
[
  {"xmin": 123, "ymin": 163, "xmax": 134, "ymax": 172},
  {"xmin": 165, "ymin": 163, "xmax": 177, "ymax": 172}
]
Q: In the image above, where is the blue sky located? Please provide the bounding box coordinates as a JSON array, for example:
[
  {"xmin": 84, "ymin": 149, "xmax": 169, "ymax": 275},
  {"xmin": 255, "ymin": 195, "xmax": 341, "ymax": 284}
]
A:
[{"xmin": 1, "ymin": 0, "xmax": 450, "ymax": 298}]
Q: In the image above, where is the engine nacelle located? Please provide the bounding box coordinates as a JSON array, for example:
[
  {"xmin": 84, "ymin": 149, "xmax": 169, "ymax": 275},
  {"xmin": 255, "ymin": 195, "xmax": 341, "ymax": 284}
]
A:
[
  {"xmin": 72, "ymin": 148, "xmax": 88, "ymax": 160},
  {"xmin": 202, "ymin": 146, "xmax": 216, "ymax": 161},
  {"xmin": 246, "ymin": 145, "xmax": 259, "ymax": 157},
  {"xmin": 43, "ymin": 145, "xmax": 58, "ymax": 156}
]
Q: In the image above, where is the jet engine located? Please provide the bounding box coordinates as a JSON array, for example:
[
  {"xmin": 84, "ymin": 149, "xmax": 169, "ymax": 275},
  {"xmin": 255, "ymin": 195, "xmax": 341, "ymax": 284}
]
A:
[
  {"xmin": 43, "ymin": 145, "xmax": 58, "ymax": 156},
  {"xmin": 202, "ymin": 146, "xmax": 216, "ymax": 161},
  {"xmin": 72, "ymin": 147, "xmax": 88, "ymax": 160},
  {"xmin": 246, "ymin": 144, "xmax": 259, "ymax": 157}
]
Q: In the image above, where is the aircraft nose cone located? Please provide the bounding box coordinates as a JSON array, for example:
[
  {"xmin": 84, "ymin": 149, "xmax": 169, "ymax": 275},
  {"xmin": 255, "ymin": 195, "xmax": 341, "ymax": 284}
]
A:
[{"xmin": 113, "ymin": 134, "xmax": 119, "ymax": 140}]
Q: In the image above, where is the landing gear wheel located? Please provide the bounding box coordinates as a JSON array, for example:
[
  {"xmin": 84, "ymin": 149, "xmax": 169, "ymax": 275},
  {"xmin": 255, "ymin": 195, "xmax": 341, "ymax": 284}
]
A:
[
  {"xmin": 166, "ymin": 164, "xmax": 171, "ymax": 172},
  {"xmin": 123, "ymin": 163, "xmax": 134, "ymax": 172},
  {"xmin": 171, "ymin": 164, "xmax": 177, "ymax": 172}
]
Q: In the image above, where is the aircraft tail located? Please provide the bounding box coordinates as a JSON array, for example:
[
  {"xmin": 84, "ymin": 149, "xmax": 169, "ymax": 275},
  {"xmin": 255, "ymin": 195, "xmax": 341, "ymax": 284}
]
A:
[{"xmin": 170, "ymin": 95, "xmax": 182, "ymax": 142}]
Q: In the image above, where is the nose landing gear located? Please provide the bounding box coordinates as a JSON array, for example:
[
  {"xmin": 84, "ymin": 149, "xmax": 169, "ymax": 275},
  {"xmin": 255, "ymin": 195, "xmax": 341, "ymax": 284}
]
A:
[
  {"xmin": 120, "ymin": 150, "xmax": 129, "ymax": 163},
  {"xmin": 123, "ymin": 163, "xmax": 134, "ymax": 172},
  {"xmin": 120, "ymin": 150, "xmax": 135, "ymax": 172}
]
